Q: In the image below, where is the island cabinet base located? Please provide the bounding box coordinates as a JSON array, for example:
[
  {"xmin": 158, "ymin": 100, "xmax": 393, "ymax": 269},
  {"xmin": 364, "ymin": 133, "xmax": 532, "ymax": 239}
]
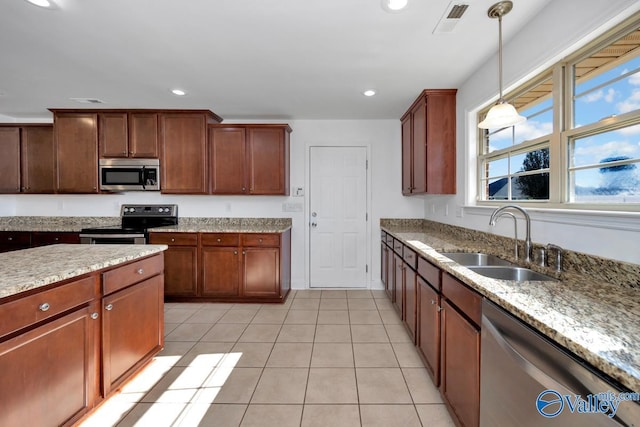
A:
[{"xmin": 0, "ymin": 252, "xmax": 165, "ymax": 427}]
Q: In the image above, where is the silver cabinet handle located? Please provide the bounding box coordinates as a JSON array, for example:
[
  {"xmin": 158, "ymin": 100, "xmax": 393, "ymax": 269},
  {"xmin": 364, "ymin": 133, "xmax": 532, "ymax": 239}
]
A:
[
  {"xmin": 137, "ymin": 268, "xmax": 144, "ymax": 275},
  {"xmin": 105, "ymin": 304, "xmax": 114, "ymax": 311},
  {"xmin": 91, "ymin": 312, "xmax": 99, "ymax": 320},
  {"xmin": 39, "ymin": 302, "xmax": 50, "ymax": 312},
  {"xmin": 436, "ymin": 306, "xmax": 444, "ymax": 312},
  {"xmin": 234, "ymin": 250, "xmax": 238, "ymax": 255},
  {"xmin": 430, "ymin": 300, "xmax": 436, "ymax": 305}
]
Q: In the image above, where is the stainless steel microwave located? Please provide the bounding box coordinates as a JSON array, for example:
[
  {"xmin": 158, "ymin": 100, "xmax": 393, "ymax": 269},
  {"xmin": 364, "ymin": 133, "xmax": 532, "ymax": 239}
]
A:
[{"xmin": 99, "ymin": 158, "xmax": 160, "ymax": 191}]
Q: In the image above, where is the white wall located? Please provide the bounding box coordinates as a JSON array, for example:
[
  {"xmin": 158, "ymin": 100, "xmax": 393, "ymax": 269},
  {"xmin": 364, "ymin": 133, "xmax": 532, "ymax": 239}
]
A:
[
  {"xmin": 1, "ymin": 119, "xmax": 424, "ymax": 289},
  {"xmin": 424, "ymin": 0, "xmax": 640, "ymax": 265}
]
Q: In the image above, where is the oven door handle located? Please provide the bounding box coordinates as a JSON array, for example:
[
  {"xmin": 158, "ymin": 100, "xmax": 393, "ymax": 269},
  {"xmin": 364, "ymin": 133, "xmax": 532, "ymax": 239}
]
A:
[
  {"xmin": 141, "ymin": 166, "xmax": 146, "ymax": 190},
  {"xmin": 80, "ymin": 233, "xmax": 146, "ymax": 239}
]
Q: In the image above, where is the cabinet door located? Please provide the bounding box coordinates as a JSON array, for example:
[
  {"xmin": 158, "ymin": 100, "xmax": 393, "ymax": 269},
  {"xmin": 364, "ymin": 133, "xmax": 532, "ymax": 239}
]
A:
[
  {"xmin": 440, "ymin": 299, "xmax": 480, "ymax": 427},
  {"xmin": 54, "ymin": 113, "xmax": 99, "ymax": 193},
  {"xmin": 411, "ymin": 98, "xmax": 427, "ymax": 194},
  {"xmin": 0, "ymin": 231, "xmax": 31, "ymax": 253},
  {"xmin": 386, "ymin": 244, "xmax": 395, "ymax": 301},
  {"xmin": 129, "ymin": 113, "xmax": 158, "ymax": 158},
  {"xmin": 159, "ymin": 113, "xmax": 208, "ymax": 194},
  {"xmin": 209, "ymin": 126, "xmax": 246, "ymax": 194},
  {"xmin": 401, "ymin": 115, "xmax": 412, "ymax": 195},
  {"xmin": 243, "ymin": 247, "xmax": 280, "ymax": 298},
  {"xmin": 99, "ymin": 112, "xmax": 128, "ymax": 158},
  {"xmin": 201, "ymin": 246, "xmax": 240, "ymax": 297},
  {"xmin": 404, "ymin": 266, "xmax": 417, "ymax": 343},
  {"xmin": 418, "ymin": 277, "xmax": 440, "ymax": 385},
  {"xmin": 0, "ymin": 127, "xmax": 20, "ymax": 193},
  {"xmin": 393, "ymin": 253, "xmax": 404, "ymax": 316},
  {"xmin": 0, "ymin": 304, "xmax": 99, "ymax": 427},
  {"xmin": 381, "ymin": 242, "xmax": 388, "ymax": 290},
  {"xmin": 247, "ymin": 127, "xmax": 289, "ymax": 195},
  {"xmin": 163, "ymin": 246, "xmax": 198, "ymax": 297},
  {"xmin": 21, "ymin": 126, "xmax": 55, "ymax": 193},
  {"xmin": 426, "ymin": 93, "xmax": 456, "ymax": 194},
  {"xmin": 31, "ymin": 231, "xmax": 80, "ymax": 247},
  {"xmin": 102, "ymin": 275, "xmax": 163, "ymax": 395}
]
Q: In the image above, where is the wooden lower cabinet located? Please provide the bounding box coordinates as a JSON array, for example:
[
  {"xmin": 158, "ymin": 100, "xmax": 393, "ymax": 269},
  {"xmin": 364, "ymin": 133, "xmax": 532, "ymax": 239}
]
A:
[
  {"xmin": 152, "ymin": 230, "xmax": 291, "ymax": 303},
  {"xmin": 393, "ymin": 252, "xmax": 404, "ymax": 315},
  {"xmin": 102, "ymin": 274, "xmax": 164, "ymax": 395},
  {"xmin": 417, "ymin": 277, "xmax": 441, "ymax": 386},
  {"xmin": 440, "ymin": 299, "xmax": 480, "ymax": 427},
  {"xmin": 386, "ymin": 242, "xmax": 395, "ymax": 302},
  {"xmin": 0, "ymin": 302, "xmax": 99, "ymax": 427},
  {"xmin": 0, "ymin": 231, "xmax": 31, "ymax": 253},
  {"xmin": 201, "ymin": 246, "xmax": 240, "ymax": 297},
  {"xmin": 243, "ymin": 247, "xmax": 280, "ymax": 298},
  {"xmin": 380, "ymin": 239, "xmax": 388, "ymax": 293},
  {"xmin": 404, "ymin": 266, "xmax": 417, "ymax": 343},
  {"xmin": 31, "ymin": 231, "xmax": 80, "ymax": 247}
]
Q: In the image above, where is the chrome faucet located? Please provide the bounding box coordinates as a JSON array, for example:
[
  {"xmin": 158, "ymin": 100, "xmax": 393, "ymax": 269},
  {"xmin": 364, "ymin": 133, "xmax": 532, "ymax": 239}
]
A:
[{"xmin": 489, "ymin": 204, "xmax": 532, "ymax": 262}]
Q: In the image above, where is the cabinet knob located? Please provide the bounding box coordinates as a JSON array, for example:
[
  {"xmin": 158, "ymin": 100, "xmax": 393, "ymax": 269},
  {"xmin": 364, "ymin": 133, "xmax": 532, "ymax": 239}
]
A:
[
  {"xmin": 7, "ymin": 237, "xmax": 12, "ymax": 241},
  {"xmin": 242, "ymin": 251, "xmax": 246, "ymax": 255},
  {"xmin": 259, "ymin": 238, "xmax": 263, "ymax": 243},
  {"xmin": 430, "ymin": 300, "xmax": 436, "ymax": 305},
  {"xmin": 54, "ymin": 237, "xmax": 59, "ymax": 241},
  {"xmin": 39, "ymin": 302, "xmax": 50, "ymax": 312},
  {"xmin": 234, "ymin": 250, "xmax": 238, "ymax": 255},
  {"xmin": 217, "ymin": 238, "xmax": 221, "ymax": 242},
  {"xmin": 137, "ymin": 268, "xmax": 144, "ymax": 275},
  {"xmin": 91, "ymin": 312, "xmax": 99, "ymax": 320},
  {"xmin": 242, "ymin": 187, "xmax": 246, "ymax": 192},
  {"xmin": 436, "ymin": 306, "xmax": 444, "ymax": 312},
  {"xmin": 171, "ymin": 238, "xmax": 175, "ymax": 242},
  {"xmin": 105, "ymin": 304, "xmax": 114, "ymax": 311}
]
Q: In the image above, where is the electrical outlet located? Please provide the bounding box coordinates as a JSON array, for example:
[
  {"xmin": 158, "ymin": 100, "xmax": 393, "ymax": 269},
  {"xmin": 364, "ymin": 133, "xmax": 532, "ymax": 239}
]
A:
[{"xmin": 282, "ymin": 203, "xmax": 303, "ymax": 212}]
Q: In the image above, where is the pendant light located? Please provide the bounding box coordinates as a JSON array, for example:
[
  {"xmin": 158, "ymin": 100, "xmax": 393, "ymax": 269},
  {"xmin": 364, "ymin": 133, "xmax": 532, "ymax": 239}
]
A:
[{"xmin": 478, "ymin": 1, "xmax": 526, "ymax": 129}]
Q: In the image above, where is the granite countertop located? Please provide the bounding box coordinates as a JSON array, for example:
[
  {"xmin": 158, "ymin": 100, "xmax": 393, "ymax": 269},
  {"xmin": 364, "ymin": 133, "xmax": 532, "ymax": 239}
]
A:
[
  {"xmin": 0, "ymin": 217, "xmax": 292, "ymax": 233},
  {"xmin": 382, "ymin": 225, "xmax": 640, "ymax": 394},
  {"xmin": 0, "ymin": 244, "xmax": 167, "ymax": 299},
  {"xmin": 149, "ymin": 217, "xmax": 292, "ymax": 233}
]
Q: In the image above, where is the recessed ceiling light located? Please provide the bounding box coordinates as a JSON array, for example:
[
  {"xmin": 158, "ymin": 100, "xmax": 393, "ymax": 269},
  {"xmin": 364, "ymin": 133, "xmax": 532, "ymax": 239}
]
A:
[
  {"xmin": 381, "ymin": 0, "xmax": 408, "ymax": 12},
  {"xmin": 25, "ymin": 0, "xmax": 56, "ymax": 9},
  {"xmin": 171, "ymin": 89, "xmax": 186, "ymax": 96},
  {"xmin": 363, "ymin": 90, "xmax": 377, "ymax": 97}
]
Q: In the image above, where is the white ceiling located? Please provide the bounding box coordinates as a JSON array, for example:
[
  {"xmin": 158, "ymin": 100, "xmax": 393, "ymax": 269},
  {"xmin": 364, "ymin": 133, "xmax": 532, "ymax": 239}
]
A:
[{"xmin": 0, "ymin": 0, "xmax": 551, "ymax": 121}]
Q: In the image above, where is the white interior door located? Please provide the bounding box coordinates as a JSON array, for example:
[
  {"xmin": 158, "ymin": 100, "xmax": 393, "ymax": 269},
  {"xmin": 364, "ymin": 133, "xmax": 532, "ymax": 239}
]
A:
[{"xmin": 309, "ymin": 146, "xmax": 368, "ymax": 288}]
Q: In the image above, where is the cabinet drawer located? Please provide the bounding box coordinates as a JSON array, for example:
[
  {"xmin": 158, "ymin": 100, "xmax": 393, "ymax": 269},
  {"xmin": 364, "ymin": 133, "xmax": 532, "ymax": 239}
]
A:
[
  {"xmin": 241, "ymin": 233, "xmax": 280, "ymax": 247},
  {"xmin": 0, "ymin": 232, "xmax": 31, "ymax": 245},
  {"xmin": 31, "ymin": 231, "xmax": 80, "ymax": 246},
  {"xmin": 385, "ymin": 235, "xmax": 394, "ymax": 246},
  {"xmin": 403, "ymin": 247, "xmax": 417, "ymax": 270},
  {"xmin": 103, "ymin": 254, "xmax": 164, "ymax": 296},
  {"xmin": 0, "ymin": 275, "xmax": 98, "ymax": 339},
  {"xmin": 201, "ymin": 233, "xmax": 240, "ymax": 246},
  {"xmin": 442, "ymin": 273, "xmax": 482, "ymax": 326},
  {"xmin": 418, "ymin": 257, "xmax": 441, "ymax": 290},
  {"xmin": 149, "ymin": 232, "xmax": 197, "ymax": 246},
  {"xmin": 393, "ymin": 239, "xmax": 404, "ymax": 255}
]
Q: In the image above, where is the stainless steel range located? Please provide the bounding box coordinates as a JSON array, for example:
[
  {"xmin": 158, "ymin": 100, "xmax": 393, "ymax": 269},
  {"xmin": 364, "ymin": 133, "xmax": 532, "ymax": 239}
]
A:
[{"xmin": 80, "ymin": 204, "xmax": 178, "ymax": 244}]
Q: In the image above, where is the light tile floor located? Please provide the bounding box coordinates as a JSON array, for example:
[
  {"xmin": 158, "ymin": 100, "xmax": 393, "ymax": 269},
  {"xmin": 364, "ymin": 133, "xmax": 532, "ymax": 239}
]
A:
[{"xmin": 80, "ymin": 289, "xmax": 455, "ymax": 427}]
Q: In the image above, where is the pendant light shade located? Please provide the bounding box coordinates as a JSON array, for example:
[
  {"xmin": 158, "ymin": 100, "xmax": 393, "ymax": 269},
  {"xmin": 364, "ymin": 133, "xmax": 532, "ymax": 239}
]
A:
[{"xmin": 478, "ymin": 1, "xmax": 526, "ymax": 129}]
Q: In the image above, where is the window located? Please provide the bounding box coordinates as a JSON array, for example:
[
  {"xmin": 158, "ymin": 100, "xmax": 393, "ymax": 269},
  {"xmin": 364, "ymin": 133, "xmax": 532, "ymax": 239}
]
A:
[
  {"xmin": 478, "ymin": 76, "xmax": 553, "ymax": 201},
  {"xmin": 477, "ymin": 14, "xmax": 640, "ymax": 209}
]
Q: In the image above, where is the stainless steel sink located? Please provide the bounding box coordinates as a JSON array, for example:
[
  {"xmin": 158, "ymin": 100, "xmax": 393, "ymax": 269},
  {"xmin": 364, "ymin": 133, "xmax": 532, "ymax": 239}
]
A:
[
  {"xmin": 468, "ymin": 266, "xmax": 557, "ymax": 282},
  {"xmin": 440, "ymin": 252, "xmax": 514, "ymax": 267}
]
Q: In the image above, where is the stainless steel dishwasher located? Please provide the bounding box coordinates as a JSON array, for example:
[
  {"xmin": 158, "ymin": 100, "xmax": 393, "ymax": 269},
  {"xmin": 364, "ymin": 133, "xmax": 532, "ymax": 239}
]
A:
[{"xmin": 481, "ymin": 299, "xmax": 640, "ymax": 426}]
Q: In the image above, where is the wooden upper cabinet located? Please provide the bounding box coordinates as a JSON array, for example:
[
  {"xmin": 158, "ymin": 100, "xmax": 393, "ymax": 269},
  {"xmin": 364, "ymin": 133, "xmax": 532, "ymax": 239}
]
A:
[
  {"xmin": 21, "ymin": 126, "xmax": 55, "ymax": 193},
  {"xmin": 248, "ymin": 126, "xmax": 290, "ymax": 195},
  {"xmin": 208, "ymin": 124, "xmax": 291, "ymax": 195},
  {"xmin": 0, "ymin": 127, "xmax": 21, "ymax": 193},
  {"xmin": 209, "ymin": 126, "xmax": 247, "ymax": 194},
  {"xmin": 159, "ymin": 113, "xmax": 211, "ymax": 194},
  {"xmin": 53, "ymin": 112, "xmax": 99, "ymax": 193},
  {"xmin": 99, "ymin": 112, "xmax": 158, "ymax": 158},
  {"xmin": 129, "ymin": 112, "xmax": 158, "ymax": 158},
  {"xmin": 400, "ymin": 89, "xmax": 456, "ymax": 195},
  {"xmin": 99, "ymin": 112, "xmax": 128, "ymax": 158}
]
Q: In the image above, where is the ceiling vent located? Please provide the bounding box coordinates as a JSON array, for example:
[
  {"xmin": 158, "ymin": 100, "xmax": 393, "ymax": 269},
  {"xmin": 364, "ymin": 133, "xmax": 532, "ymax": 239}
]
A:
[
  {"xmin": 70, "ymin": 97, "xmax": 104, "ymax": 104},
  {"xmin": 433, "ymin": 2, "xmax": 469, "ymax": 34}
]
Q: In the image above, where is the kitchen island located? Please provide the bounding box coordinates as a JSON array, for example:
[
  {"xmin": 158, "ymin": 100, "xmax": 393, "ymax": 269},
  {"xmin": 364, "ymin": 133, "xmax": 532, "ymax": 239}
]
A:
[{"xmin": 0, "ymin": 244, "xmax": 167, "ymax": 427}]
